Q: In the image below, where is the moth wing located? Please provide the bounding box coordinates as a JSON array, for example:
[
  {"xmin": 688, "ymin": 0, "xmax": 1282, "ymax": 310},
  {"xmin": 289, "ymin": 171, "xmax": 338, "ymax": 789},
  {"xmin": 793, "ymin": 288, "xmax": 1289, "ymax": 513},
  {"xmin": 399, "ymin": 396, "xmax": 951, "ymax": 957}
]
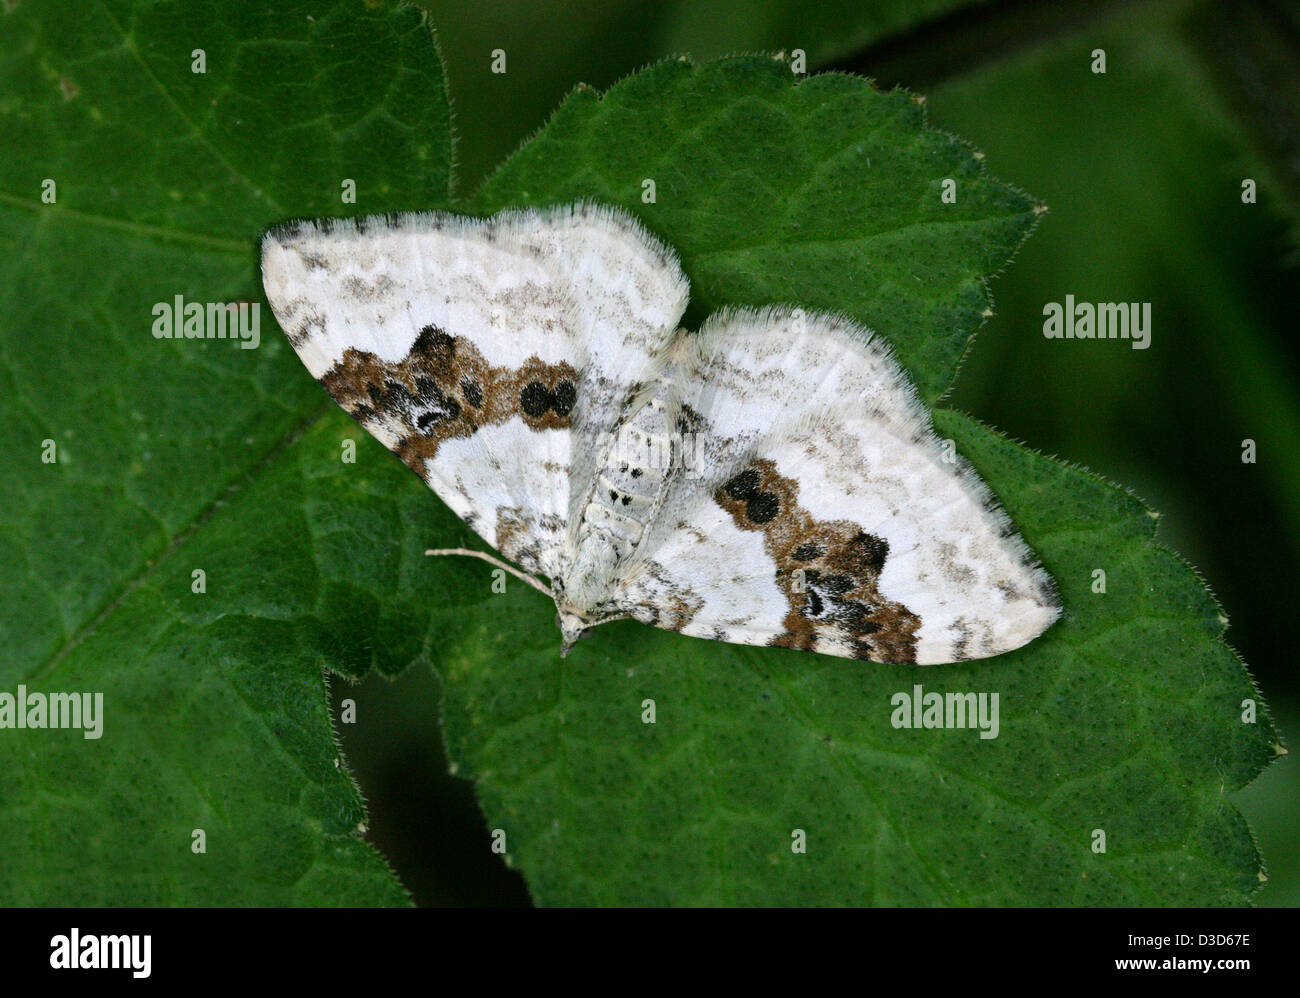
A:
[
  {"xmin": 261, "ymin": 203, "xmax": 688, "ymax": 579},
  {"xmin": 613, "ymin": 307, "xmax": 1060, "ymax": 664}
]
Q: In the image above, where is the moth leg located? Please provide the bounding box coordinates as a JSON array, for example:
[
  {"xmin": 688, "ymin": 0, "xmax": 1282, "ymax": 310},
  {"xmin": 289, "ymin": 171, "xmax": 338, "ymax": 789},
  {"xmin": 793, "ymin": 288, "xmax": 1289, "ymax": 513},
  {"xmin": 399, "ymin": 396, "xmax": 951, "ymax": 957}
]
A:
[{"xmin": 424, "ymin": 547, "xmax": 555, "ymax": 599}]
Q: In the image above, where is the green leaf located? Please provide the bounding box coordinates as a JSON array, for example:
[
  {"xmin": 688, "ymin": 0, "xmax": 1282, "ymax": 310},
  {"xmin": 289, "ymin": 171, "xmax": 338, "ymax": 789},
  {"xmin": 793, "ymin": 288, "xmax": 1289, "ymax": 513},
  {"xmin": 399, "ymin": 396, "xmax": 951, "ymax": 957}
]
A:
[
  {"xmin": 439, "ymin": 414, "xmax": 1279, "ymax": 904},
  {"xmin": 445, "ymin": 57, "xmax": 1277, "ymax": 905},
  {"xmin": 1, "ymin": 3, "xmax": 1279, "ymax": 908},
  {"xmin": 470, "ymin": 56, "xmax": 1037, "ymax": 402},
  {"xmin": 0, "ymin": 0, "xmax": 451, "ymax": 905}
]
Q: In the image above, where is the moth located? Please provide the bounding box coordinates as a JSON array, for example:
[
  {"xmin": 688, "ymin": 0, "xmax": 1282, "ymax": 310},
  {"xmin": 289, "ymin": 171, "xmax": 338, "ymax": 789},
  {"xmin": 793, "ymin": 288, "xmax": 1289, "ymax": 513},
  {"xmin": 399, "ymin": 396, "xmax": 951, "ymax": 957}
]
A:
[{"xmin": 261, "ymin": 203, "xmax": 1059, "ymax": 663}]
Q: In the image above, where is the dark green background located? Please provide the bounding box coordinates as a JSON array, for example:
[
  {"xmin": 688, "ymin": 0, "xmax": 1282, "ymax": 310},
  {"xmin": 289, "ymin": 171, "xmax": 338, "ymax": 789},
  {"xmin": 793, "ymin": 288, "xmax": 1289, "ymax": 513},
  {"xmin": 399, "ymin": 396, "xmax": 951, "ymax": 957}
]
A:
[{"xmin": 318, "ymin": 0, "xmax": 1299, "ymax": 905}]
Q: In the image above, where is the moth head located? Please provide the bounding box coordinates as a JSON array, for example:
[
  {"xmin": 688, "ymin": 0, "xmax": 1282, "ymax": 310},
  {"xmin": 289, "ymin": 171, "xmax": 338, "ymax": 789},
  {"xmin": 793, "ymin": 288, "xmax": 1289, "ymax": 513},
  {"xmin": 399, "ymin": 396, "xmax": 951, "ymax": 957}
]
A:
[{"xmin": 556, "ymin": 608, "xmax": 594, "ymax": 657}]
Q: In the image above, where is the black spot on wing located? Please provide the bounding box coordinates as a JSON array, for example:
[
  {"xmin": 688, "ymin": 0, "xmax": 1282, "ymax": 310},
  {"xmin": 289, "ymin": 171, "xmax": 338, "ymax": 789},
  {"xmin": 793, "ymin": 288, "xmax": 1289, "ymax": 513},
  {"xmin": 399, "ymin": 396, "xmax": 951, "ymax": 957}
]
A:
[
  {"xmin": 746, "ymin": 492, "xmax": 779, "ymax": 524},
  {"xmin": 413, "ymin": 324, "xmax": 455, "ymax": 363},
  {"xmin": 552, "ymin": 379, "xmax": 576, "ymax": 417},
  {"xmin": 844, "ymin": 531, "xmax": 890, "ymax": 575},
  {"xmin": 521, "ymin": 381, "xmax": 551, "ymax": 417},
  {"xmin": 413, "ymin": 384, "xmax": 461, "ymax": 434},
  {"xmin": 724, "ymin": 468, "xmax": 760, "ymax": 501}
]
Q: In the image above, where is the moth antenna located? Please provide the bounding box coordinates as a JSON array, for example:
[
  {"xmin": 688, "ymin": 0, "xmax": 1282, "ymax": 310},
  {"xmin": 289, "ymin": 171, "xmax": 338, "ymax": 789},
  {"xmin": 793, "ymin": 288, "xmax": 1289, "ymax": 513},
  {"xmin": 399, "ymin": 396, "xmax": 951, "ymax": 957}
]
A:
[{"xmin": 424, "ymin": 547, "xmax": 555, "ymax": 599}]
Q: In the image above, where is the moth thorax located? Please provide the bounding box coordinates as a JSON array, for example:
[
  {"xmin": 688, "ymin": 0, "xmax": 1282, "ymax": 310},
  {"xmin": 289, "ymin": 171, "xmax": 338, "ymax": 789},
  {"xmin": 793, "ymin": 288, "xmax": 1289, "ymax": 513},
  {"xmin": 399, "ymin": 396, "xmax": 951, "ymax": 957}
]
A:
[{"xmin": 563, "ymin": 529, "xmax": 623, "ymax": 614}]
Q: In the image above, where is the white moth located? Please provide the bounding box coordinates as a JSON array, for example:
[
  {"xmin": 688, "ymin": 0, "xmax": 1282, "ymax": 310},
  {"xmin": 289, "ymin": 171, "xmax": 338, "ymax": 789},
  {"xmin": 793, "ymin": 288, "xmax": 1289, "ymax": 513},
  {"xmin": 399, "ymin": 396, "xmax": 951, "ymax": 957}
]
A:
[{"xmin": 261, "ymin": 202, "xmax": 1059, "ymax": 663}]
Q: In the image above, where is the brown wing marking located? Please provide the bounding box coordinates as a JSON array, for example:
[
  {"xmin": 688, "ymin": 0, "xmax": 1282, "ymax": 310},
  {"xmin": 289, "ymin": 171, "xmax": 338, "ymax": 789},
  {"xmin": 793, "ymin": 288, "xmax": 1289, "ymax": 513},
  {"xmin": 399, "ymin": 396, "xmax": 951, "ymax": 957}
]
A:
[
  {"xmin": 713, "ymin": 458, "xmax": 920, "ymax": 664},
  {"xmin": 320, "ymin": 324, "xmax": 577, "ymax": 478}
]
